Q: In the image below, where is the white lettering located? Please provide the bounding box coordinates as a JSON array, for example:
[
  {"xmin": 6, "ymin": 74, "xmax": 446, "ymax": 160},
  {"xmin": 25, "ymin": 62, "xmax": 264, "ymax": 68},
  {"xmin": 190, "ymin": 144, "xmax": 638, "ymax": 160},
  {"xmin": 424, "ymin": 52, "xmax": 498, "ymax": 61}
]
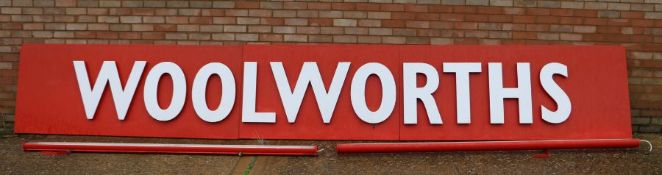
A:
[
  {"xmin": 242, "ymin": 62, "xmax": 276, "ymax": 123},
  {"xmin": 488, "ymin": 63, "xmax": 533, "ymax": 124},
  {"xmin": 403, "ymin": 63, "xmax": 442, "ymax": 125},
  {"xmin": 351, "ymin": 63, "xmax": 396, "ymax": 124},
  {"xmin": 192, "ymin": 63, "xmax": 236, "ymax": 123},
  {"xmin": 540, "ymin": 63, "xmax": 571, "ymax": 124},
  {"xmin": 271, "ymin": 62, "xmax": 350, "ymax": 123},
  {"xmin": 144, "ymin": 62, "xmax": 186, "ymax": 121},
  {"xmin": 73, "ymin": 61, "xmax": 145, "ymax": 120},
  {"xmin": 443, "ymin": 62, "xmax": 481, "ymax": 124}
]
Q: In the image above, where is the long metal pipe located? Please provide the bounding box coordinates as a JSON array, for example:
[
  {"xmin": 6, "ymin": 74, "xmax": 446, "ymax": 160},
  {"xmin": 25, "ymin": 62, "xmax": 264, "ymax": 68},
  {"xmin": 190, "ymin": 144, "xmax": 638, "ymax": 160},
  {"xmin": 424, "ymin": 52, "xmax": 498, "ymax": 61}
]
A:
[
  {"xmin": 23, "ymin": 142, "xmax": 318, "ymax": 156},
  {"xmin": 336, "ymin": 139, "xmax": 641, "ymax": 153}
]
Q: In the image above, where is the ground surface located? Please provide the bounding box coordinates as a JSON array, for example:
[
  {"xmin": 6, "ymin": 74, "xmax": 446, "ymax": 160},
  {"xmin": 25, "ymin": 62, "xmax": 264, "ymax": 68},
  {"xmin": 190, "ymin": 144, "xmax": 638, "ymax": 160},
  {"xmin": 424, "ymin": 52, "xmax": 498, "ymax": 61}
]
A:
[{"xmin": 0, "ymin": 134, "xmax": 660, "ymax": 175}]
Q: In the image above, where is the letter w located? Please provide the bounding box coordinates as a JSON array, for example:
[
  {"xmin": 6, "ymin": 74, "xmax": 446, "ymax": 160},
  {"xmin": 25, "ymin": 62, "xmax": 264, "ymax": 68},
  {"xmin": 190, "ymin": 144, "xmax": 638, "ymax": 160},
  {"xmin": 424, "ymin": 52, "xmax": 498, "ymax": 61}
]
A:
[
  {"xmin": 271, "ymin": 62, "xmax": 350, "ymax": 123},
  {"xmin": 73, "ymin": 61, "xmax": 146, "ymax": 120}
]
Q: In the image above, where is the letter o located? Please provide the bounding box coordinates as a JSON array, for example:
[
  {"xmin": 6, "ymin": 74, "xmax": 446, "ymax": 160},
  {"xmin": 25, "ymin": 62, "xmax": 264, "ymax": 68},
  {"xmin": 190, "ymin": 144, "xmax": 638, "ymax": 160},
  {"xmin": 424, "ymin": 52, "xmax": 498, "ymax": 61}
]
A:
[
  {"xmin": 144, "ymin": 62, "xmax": 187, "ymax": 121},
  {"xmin": 350, "ymin": 63, "xmax": 396, "ymax": 124},
  {"xmin": 192, "ymin": 63, "xmax": 236, "ymax": 122}
]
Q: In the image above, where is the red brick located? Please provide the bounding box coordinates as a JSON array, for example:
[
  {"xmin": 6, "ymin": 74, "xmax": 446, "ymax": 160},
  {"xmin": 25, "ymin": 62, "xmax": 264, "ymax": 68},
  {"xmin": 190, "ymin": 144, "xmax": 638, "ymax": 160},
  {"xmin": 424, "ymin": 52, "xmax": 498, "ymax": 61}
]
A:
[
  {"xmin": 285, "ymin": 18, "xmax": 308, "ymax": 26},
  {"xmin": 97, "ymin": 32, "xmax": 118, "ymax": 39},
  {"xmin": 225, "ymin": 9, "xmax": 248, "ymax": 17},
  {"xmin": 513, "ymin": 31, "xmax": 537, "ymax": 39},
  {"xmin": 55, "ymin": 0, "xmax": 76, "ymax": 7},
  {"xmin": 499, "ymin": 7, "xmax": 521, "ymax": 15},
  {"xmin": 574, "ymin": 10, "xmax": 597, "ymax": 18},
  {"xmin": 559, "ymin": 17, "xmax": 582, "ymax": 25},
  {"xmin": 19, "ymin": 10, "xmax": 42, "ymax": 18},
  {"xmin": 261, "ymin": 18, "xmax": 284, "ymax": 25},
  {"xmin": 65, "ymin": 8, "xmax": 85, "ymax": 15},
  {"xmin": 331, "ymin": 3, "xmax": 355, "ymax": 11},
  {"xmin": 584, "ymin": 18, "xmax": 607, "ymax": 25},
  {"xmin": 477, "ymin": 7, "xmax": 503, "ymax": 15},
  {"xmin": 406, "ymin": 37, "xmax": 429, "ymax": 44},
  {"xmin": 284, "ymin": 2, "xmax": 307, "ymax": 10},
  {"xmin": 608, "ymin": 19, "xmax": 630, "ymax": 26},
  {"xmin": 109, "ymin": 8, "xmax": 131, "ymax": 16},
  {"xmin": 358, "ymin": 36, "xmax": 381, "ymax": 44},
  {"xmin": 404, "ymin": 4, "xmax": 427, "ymax": 13},
  {"xmin": 178, "ymin": 9, "xmax": 201, "ymax": 16},
  {"xmin": 356, "ymin": 3, "xmax": 379, "ymax": 11},
  {"xmin": 429, "ymin": 5, "xmax": 453, "ymax": 13},
  {"xmin": 454, "ymin": 22, "xmax": 478, "ymax": 30},
  {"xmin": 166, "ymin": 17, "xmax": 188, "ymax": 24},
  {"xmin": 633, "ymin": 35, "xmax": 654, "ymax": 43},
  {"xmin": 453, "ymin": 6, "xmax": 476, "ymax": 14},
  {"xmin": 536, "ymin": 16, "xmax": 560, "ymax": 24},
  {"xmin": 190, "ymin": 17, "xmax": 212, "ymax": 24},
  {"xmin": 189, "ymin": 33, "xmax": 211, "ymax": 40},
  {"xmin": 453, "ymin": 38, "xmax": 479, "ymax": 44},
  {"xmin": 622, "ymin": 12, "xmax": 644, "ymax": 19},
  {"xmin": 489, "ymin": 15, "xmax": 513, "ymax": 23},
  {"xmin": 248, "ymin": 26, "xmax": 270, "ymax": 33},
  {"xmin": 141, "ymin": 32, "xmax": 165, "ymax": 40},
  {"xmin": 249, "ymin": 9, "xmax": 271, "ymax": 17},
  {"xmin": 143, "ymin": 16, "xmax": 164, "ymax": 24},
  {"xmin": 296, "ymin": 26, "xmax": 319, "ymax": 34},
  {"xmin": 416, "ymin": 13, "xmax": 439, "ymax": 20},
  {"xmin": 259, "ymin": 34, "xmax": 283, "ymax": 42},
  {"xmin": 132, "ymin": 24, "xmax": 153, "ymax": 31},
  {"xmin": 358, "ymin": 19, "xmax": 380, "ymax": 27},
  {"xmin": 202, "ymin": 9, "xmax": 225, "ymax": 16},
  {"xmin": 87, "ymin": 23, "xmax": 109, "ymax": 30},
  {"xmin": 526, "ymin": 8, "xmax": 550, "ymax": 16},
  {"xmin": 309, "ymin": 35, "xmax": 332, "ymax": 43},
  {"xmin": 132, "ymin": 8, "xmax": 155, "ymax": 16},
  {"xmin": 417, "ymin": 29, "xmax": 440, "ymax": 37},
  {"xmin": 154, "ymin": 24, "xmax": 177, "ymax": 32},
  {"xmin": 87, "ymin": 8, "xmax": 108, "ymax": 15},
  {"xmin": 235, "ymin": 1, "xmax": 259, "ymax": 9},
  {"xmin": 74, "ymin": 31, "xmax": 95, "ymax": 38},
  {"xmin": 392, "ymin": 12, "xmax": 416, "ymax": 20},
  {"xmin": 430, "ymin": 21, "xmax": 453, "ymax": 29},
  {"xmin": 550, "ymin": 9, "xmax": 574, "ymax": 17},
  {"xmin": 465, "ymin": 14, "xmax": 489, "ymax": 22},
  {"xmin": 213, "ymin": 17, "xmax": 235, "ymax": 24},
  {"xmin": 526, "ymin": 24, "xmax": 549, "ymax": 32},
  {"xmin": 381, "ymin": 4, "xmax": 404, "ymax": 12},
  {"xmin": 285, "ymin": 34, "xmax": 307, "ymax": 42},
  {"xmin": 309, "ymin": 18, "xmax": 332, "ymax": 26},
  {"xmin": 631, "ymin": 19, "xmax": 654, "ymax": 27},
  {"xmin": 597, "ymin": 26, "xmax": 622, "ymax": 34},
  {"xmin": 513, "ymin": 16, "xmax": 535, "ymax": 23},
  {"xmin": 308, "ymin": 3, "xmax": 331, "ymax": 10},
  {"xmin": 333, "ymin": 35, "xmax": 356, "ymax": 43},
  {"xmin": 440, "ymin": 14, "xmax": 463, "ymax": 21},
  {"xmin": 297, "ymin": 10, "xmax": 318, "ymax": 18},
  {"xmin": 23, "ymin": 23, "xmax": 44, "ymax": 30},
  {"xmin": 154, "ymin": 9, "xmax": 176, "ymax": 16},
  {"xmin": 382, "ymin": 20, "xmax": 405, "ymax": 28},
  {"xmin": 406, "ymin": 21, "xmax": 430, "ymax": 28}
]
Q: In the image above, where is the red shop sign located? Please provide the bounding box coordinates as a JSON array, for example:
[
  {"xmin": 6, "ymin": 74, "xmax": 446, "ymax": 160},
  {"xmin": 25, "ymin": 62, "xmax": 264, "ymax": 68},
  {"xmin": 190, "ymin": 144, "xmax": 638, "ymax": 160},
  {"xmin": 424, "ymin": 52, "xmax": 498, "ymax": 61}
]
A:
[{"xmin": 15, "ymin": 44, "xmax": 632, "ymax": 141}]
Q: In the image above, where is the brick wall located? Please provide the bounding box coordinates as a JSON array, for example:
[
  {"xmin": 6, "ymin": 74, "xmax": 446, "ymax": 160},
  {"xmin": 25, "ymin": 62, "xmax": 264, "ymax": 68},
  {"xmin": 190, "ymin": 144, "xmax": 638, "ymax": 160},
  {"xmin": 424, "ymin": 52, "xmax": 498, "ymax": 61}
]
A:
[{"xmin": 1, "ymin": 0, "xmax": 662, "ymax": 133}]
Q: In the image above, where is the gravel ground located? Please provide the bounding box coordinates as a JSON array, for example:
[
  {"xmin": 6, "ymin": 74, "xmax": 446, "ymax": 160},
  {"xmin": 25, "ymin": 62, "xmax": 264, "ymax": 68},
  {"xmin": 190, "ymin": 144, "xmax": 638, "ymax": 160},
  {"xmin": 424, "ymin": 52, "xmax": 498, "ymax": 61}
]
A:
[{"xmin": 0, "ymin": 133, "xmax": 660, "ymax": 175}]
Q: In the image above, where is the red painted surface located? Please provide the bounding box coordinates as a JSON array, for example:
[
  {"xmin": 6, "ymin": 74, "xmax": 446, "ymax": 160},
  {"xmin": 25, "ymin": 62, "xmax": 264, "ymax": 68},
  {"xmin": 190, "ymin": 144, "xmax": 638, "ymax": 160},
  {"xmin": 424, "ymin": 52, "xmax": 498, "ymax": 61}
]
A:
[
  {"xmin": 16, "ymin": 45, "xmax": 243, "ymax": 139},
  {"xmin": 336, "ymin": 139, "xmax": 641, "ymax": 153},
  {"xmin": 399, "ymin": 45, "xmax": 631, "ymax": 140},
  {"xmin": 241, "ymin": 45, "xmax": 401, "ymax": 140},
  {"xmin": 15, "ymin": 44, "xmax": 632, "ymax": 141},
  {"xmin": 23, "ymin": 142, "xmax": 318, "ymax": 156}
]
